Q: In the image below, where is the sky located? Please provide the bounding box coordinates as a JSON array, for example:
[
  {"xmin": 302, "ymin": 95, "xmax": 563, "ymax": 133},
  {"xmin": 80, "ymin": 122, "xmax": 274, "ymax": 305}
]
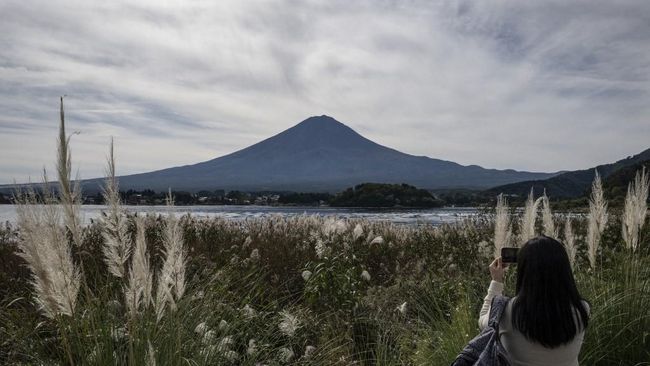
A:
[{"xmin": 1, "ymin": 0, "xmax": 649, "ymax": 184}]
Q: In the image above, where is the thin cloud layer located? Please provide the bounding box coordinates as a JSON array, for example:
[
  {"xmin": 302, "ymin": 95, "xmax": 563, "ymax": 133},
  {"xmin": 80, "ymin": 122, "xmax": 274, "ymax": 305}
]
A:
[{"xmin": 1, "ymin": 0, "xmax": 649, "ymax": 184}]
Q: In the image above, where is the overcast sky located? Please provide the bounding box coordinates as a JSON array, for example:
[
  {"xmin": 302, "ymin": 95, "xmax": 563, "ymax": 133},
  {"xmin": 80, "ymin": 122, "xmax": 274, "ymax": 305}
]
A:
[{"xmin": 1, "ymin": 0, "xmax": 649, "ymax": 184}]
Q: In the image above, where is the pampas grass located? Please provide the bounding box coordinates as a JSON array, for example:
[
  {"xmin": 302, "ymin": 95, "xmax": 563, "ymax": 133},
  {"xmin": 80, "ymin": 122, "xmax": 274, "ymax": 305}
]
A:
[
  {"xmin": 13, "ymin": 99, "xmax": 82, "ymax": 320},
  {"xmin": 541, "ymin": 190, "xmax": 557, "ymax": 238},
  {"xmin": 155, "ymin": 190, "xmax": 187, "ymax": 321},
  {"xmin": 125, "ymin": 216, "xmax": 153, "ymax": 316},
  {"xmin": 56, "ymin": 97, "xmax": 83, "ymax": 247},
  {"xmin": 622, "ymin": 167, "xmax": 649, "ymax": 252},
  {"xmin": 587, "ymin": 170, "xmax": 608, "ymax": 269},
  {"xmin": 15, "ymin": 177, "xmax": 81, "ymax": 319},
  {"xmin": 520, "ymin": 188, "xmax": 542, "ymax": 244},
  {"xmin": 563, "ymin": 217, "xmax": 577, "ymax": 270},
  {"xmin": 101, "ymin": 138, "xmax": 132, "ymax": 278},
  {"xmin": 493, "ymin": 194, "xmax": 512, "ymax": 258}
]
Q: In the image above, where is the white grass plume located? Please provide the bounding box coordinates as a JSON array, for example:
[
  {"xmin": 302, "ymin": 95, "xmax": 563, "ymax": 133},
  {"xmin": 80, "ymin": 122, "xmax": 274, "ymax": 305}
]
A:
[
  {"xmin": 15, "ymin": 172, "xmax": 80, "ymax": 318},
  {"xmin": 563, "ymin": 217, "xmax": 577, "ymax": 270},
  {"xmin": 493, "ymin": 194, "xmax": 512, "ymax": 258},
  {"xmin": 587, "ymin": 170, "xmax": 608, "ymax": 269},
  {"xmin": 125, "ymin": 216, "xmax": 153, "ymax": 316},
  {"xmin": 155, "ymin": 190, "xmax": 187, "ymax": 321},
  {"xmin": 541, "ymin": 190, "xmax": 557, "ymax": 238},
  {"xmin": 100, "ymin": 138, "xmax": 132, "ymax": 278},
  {"xmin": 622, "ymin": 167, "xmax": 649, "ymax": 252},
  {"xmin": 278, "ymin": 310, "xmax": 300, "ymax": 337},
  {"xmin": 520, "ymin": 188, "xmax": 542, "ymax": 244},
  {"xmin": 56, "ymin": 97, "xmax": 83, "ymax": 247}
]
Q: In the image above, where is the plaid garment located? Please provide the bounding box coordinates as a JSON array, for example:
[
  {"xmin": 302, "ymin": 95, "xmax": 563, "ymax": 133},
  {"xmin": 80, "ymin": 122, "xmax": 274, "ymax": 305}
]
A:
[{"xmin": 451, "ymin": 295, "xmax": 512, "ymax": 366}]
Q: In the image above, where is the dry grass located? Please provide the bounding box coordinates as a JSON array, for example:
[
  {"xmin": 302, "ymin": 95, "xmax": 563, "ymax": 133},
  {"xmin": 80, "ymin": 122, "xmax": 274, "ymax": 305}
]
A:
[
  {"xmin": 563, "ymin": 217, "xmax": 577, "ymax": 270},
  {"xmin": 587, "ymin": 170, "xmax": 608, "ymax": 269},
  {"xmin": 493, "ymin": 193, "xmax": 512, "ymax": 258},
  {"xmin": 520, "ymin": 188, "xmax": 542, "ymax": 244},
  {"xmin": 622, "ymin": 167, "xmax": 649, "ymax": 251},
  {"xmin": 541, "ymin": 190, "xmax": 557, "ymax": 237},
  {"xmin": 101, "ymin": 138, "xmax": 132, "ymax": 278}
]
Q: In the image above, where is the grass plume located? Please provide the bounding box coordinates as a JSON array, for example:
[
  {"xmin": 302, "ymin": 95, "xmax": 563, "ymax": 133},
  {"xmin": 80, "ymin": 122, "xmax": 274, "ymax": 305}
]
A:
[
  {"xmin": 520, "ymin": 188, "xmax": 542, "ymax": 244},
  {"xmin": 100, "ymin": 138, "xmax": 132, "ymax": 278},
  {"xmin": 622, "ymin": 167, "xmax": 649, "ymax": 252},
  {"xmin": 13, "ymin": 99, "xmax": 82, "ymax": 319},
  {"xmin": 125, "ymin": 216, "xmax": 153, "ymax": 316},
  {"xmin": 493, "ymin": 193, "xmax": 512, "ymax": 258},
  {"xmin": 541, "ymin": 190, "xmax": 557, "ymax": 238},
  {"xmin": 15, "ymin": 178, "xmax": 81, "ymax": 319},
  {"xmin": 56, "ymin": 96, "xmax": 83, "ymax": 247},
  {"xmin": 563, "ymin": 217, "xmax": 577, "ymax": 270},
  {"xmin": 587, "ymin": 170, "xmax": 608, "ymax": 269},
  {"xmin": 155, "ymin": 190, "xmax": 187, "ymax": 321}
]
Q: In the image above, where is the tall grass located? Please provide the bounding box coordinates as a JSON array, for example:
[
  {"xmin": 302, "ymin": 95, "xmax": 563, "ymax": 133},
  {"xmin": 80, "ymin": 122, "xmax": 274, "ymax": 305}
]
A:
[
  {"xmin": 541, "ymin": 190, "xmax": 557, "ymax": 237},
  {"xmin": 520, "ymin": 188, "xmax": 542, "ymax": 244},
  {"xmin": 587, "ymin": 170, "xmax": 608, "ymax": 269},
  {"xmin": 56, "ymin": 96, "xmax": 83, "ymax": 248},
  {"xmin": 563, "ymin": 217, "xmax": 577, "ymax": 270},
  {"xmin": 14, "ymin": 176, "xmax": 81, "ymax": 319},
  {"xmin": 13, "ymin": 98, "xmax": 82, "ymax": 321},
  {"xmin": 622, "ymin": 167, "xmax": 649, "ymax": 252},
  {"xmin": 493, "ymin": 194, "xmax": 512, "ymax": 258},
  {"xmin": 101, "ymin": 138, "xmax": 132, "ymax": 278},
  {"xmin": 154, "ymin": 191, "xmax": 187, "ymax": 321}
]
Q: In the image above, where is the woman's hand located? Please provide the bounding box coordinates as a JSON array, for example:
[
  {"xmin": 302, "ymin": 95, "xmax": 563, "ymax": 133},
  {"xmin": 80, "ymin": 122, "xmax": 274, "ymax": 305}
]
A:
[{"xmin": 489, "ymin": 257, "xmax": 508, "ymax": 283}]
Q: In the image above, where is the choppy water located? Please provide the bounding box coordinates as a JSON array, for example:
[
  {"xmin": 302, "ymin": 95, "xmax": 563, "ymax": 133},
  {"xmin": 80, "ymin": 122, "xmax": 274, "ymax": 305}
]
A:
[{"xmin": 0, "ymin": 204, "xmax": 480, "ymax": 226}]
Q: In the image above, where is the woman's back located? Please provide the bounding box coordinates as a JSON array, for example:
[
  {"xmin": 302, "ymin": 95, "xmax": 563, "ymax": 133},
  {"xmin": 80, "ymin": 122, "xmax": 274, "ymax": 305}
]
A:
[{"xmin": 498, "ymin": 297, "xmax": 589, "ymax": 366}]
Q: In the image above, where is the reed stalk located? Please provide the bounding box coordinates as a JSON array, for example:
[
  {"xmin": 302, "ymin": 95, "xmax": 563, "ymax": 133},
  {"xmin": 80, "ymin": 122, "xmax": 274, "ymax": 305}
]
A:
[{"xmin": 587, "ymin": 170, "xmax": 608, "ymax": 270}]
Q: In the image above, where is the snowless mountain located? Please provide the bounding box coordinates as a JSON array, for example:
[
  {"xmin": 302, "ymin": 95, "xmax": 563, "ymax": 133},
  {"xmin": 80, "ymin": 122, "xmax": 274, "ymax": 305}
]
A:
[{"xmin": 74, "ymin": 115, "xmax": 555, "ymax": 192}]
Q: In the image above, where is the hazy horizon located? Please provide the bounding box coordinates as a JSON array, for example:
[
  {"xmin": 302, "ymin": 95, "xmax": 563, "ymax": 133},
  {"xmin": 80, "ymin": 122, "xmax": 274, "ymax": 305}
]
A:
[{"xmin": 1, "ymin": 0, "xmax": 650, "ymax": 184}]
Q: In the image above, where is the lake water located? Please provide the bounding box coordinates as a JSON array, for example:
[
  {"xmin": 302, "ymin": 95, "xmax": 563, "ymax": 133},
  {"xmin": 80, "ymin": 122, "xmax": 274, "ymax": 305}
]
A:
[{"xmin": 0, "ymin": 205, "xmax": 480, "ymax": 226}]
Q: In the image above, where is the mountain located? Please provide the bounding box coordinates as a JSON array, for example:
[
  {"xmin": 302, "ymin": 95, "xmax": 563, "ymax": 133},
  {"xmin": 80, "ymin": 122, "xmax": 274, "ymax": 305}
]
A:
[
  {"xmin": 4, "ymin": 115, "xmax": 557, "ymax": 194},
  {"xmin": 602, "ymin": 159, "xmax": 650, "ymax": 202},
  {"xmin": 85, "ymin": 116, "xmax": 556, "ymax": 192},
  {"xmin": 487, "ymin": 148, "xmax": 650, "ymax": 198}
]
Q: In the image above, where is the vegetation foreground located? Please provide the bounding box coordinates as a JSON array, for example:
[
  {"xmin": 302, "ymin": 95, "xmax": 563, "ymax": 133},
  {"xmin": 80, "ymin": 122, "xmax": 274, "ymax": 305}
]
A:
[
  {"xmin": 2, "ymin": 203, "xmax": 649, "ymax": 365},
  {"xmin": 1, "ymin": 102, "xmax": 649, "ymax": 365}
]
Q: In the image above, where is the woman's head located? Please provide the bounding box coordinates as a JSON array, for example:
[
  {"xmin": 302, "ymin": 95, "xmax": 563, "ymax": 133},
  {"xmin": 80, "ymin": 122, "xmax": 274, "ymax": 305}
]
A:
[{"xmin": 512, "ymin": 235, "xmax": 589, "ymax": 348}]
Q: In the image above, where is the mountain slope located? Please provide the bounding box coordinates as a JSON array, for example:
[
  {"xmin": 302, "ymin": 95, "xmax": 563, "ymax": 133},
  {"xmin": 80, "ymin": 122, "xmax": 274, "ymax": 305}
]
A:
[
  {"xmin": 74, "ymin": 115, "xmax": 556, "ymax": 192},
  {"xmin": 602, "ymin": 159, "xmax": 650, "ymax": 201},
  {"xmin": 487, "ymin": 148, "xmax": 650, "ymax": 198}
]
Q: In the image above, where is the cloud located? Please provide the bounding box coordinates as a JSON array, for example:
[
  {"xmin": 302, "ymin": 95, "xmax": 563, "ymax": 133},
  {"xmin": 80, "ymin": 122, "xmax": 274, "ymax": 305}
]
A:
[{"xmin": 1, "ymin": 0, "xmax": 649, "ymax": 184}]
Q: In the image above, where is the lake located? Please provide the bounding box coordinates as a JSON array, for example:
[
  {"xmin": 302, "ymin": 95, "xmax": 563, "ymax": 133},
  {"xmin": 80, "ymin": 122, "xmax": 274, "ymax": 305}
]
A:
[{"xmin": 0, "ymin": 205, "xmax": 480, "ymax": 226}]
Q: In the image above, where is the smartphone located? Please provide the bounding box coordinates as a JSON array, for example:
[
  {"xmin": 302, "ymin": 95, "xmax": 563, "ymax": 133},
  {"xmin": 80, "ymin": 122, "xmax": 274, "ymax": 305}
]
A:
[{"xmin": 501, "ymin": 247, "xmax": 518, "ymax": 263}]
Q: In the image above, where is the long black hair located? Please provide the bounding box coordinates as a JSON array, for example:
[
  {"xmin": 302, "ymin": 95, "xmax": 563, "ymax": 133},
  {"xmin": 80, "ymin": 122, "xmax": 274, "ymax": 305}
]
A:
[{"xmin": 512, "ymin": 235, "xmax": 589, "ymax": 348}]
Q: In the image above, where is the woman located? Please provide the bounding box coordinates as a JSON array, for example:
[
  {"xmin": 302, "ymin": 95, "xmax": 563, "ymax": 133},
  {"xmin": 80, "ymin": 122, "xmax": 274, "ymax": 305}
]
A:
[{"xmin": 479, "ymin": 236, "xmax": 590, "ymax": 366}]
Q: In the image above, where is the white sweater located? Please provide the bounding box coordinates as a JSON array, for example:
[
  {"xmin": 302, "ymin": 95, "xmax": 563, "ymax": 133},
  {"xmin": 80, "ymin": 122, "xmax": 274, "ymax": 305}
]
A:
[{"xmin": 478, "ymin": 281, "xmax": 588, "ymax": 366}]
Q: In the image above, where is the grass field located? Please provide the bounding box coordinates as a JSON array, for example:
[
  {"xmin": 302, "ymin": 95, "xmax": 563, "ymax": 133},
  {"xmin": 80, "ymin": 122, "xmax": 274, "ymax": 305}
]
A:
[{"xmin": 1, "ymin": 205, "xmax": 648, "ymax": 365}]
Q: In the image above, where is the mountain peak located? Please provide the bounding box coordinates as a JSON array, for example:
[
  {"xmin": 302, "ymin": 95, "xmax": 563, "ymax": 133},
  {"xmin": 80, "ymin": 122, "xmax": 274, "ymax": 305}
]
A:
[
  {"xmin": 275, "ymin": 115, "xmax": 365, "ymax": 147},
  {"xmin": 293, "ymin": 115, "xmax": 349, "ymax": 131},
  {"xmin": 304, "ymin": 114, "xmax": 337, "ymax": 121}
]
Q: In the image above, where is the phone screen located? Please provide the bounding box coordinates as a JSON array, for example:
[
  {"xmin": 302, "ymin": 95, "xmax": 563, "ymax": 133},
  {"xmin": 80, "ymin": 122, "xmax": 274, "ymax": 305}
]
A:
[{"xmin": 501, "ymin": 247, "xmax": 518, "ymax": 263}]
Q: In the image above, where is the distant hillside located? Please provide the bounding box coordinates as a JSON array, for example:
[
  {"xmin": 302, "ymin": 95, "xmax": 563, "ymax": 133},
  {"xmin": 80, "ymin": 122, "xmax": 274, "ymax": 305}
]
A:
[
  {"xmin": 330, "ymin": 183, "xmax": 443, "ymax": 208},
  {"xmin": 43, "ymin": 115, "xmax": 555, "ymax": 193},
  {"xmin": 487, "ymin": 148, "xmax": 650, "ymax": 198},
  {"xmin": 602, "ymin": 159, "xmax": 650, "ymax": 202}
]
